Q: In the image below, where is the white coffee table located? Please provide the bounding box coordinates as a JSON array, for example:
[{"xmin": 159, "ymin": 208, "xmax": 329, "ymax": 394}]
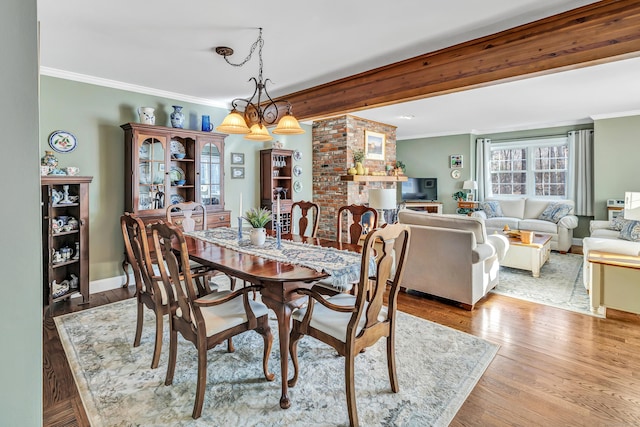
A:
[{"xmin": 501, "ymin": 233, "xmax": 552, "ymax": 277}]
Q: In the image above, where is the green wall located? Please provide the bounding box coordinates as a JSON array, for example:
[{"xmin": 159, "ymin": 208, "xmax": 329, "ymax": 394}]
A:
[
  {"xmin": 594, "ymin": 114, "xmax": 640, "ymax": 220},
  {"xmin": 397, "ymin": 134, "xmax": 474, "ymax": 213},
  {"xmin": 0, "ymin": 0, "xmax": 42, "ymax": 425},
  {"xmin": 40, "ymin": 76, "xmax": 312, "ymax": 281}
]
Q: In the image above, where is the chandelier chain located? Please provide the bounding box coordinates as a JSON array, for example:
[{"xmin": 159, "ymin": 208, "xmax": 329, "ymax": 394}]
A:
[{"xmin": 222, "ymin": 28, "xmax": 264, "ymax": 82}]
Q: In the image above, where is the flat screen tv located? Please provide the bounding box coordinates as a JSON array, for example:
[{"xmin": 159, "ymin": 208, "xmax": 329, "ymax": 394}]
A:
[{"xmin": 401, "ymin": 177, "xmax": 438, "ymax": 202}]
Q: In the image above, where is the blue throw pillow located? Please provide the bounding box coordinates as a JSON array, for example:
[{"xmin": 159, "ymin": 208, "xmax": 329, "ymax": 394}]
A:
[
  {"xmin": 620, "ymin": 220, "xmax": 640, "ymax": 242},
  {"xmin": 538, "ymin": 202, "xmax": 572, "ymax": 223},
  {"xmin": 610, "ymin": 211, "xmax": 629, "ymax": 231},
  {"xmin": 481, "ymin": 201, "xmax": 503, "ymax": 218}
]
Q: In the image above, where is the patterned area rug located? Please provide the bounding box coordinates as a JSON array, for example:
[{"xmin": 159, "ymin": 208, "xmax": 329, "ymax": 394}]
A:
[
  {"xmin": 55, "ymin": 297, "xmax": 498, "ymax": 426},
  {"xmin": 492, "ymin": 252, "xmax": 601, "ymax": 317}
]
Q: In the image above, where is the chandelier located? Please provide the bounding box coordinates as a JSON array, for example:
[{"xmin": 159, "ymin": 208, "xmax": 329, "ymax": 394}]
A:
[{"xmin": 215, "ymin": 28, "xmax": 305, "ymax": 141}]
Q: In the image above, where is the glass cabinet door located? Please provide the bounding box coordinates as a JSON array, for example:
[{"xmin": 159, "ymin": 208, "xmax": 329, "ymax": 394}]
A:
[
  {"xmin": 200, "ymin": 143, "xmax": 221, "ymax": 206},
  {"xmin": 138, "ymin": 137, "xmax": 166, "ymax": 211}
]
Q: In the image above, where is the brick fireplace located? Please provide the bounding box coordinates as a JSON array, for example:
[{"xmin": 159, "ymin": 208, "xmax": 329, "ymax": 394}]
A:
[{"xmin": 312, "ymin": 115, "xmax": 397, "ymax": 239}]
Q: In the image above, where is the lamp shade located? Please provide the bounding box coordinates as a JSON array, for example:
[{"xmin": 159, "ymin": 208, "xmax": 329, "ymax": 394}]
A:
[
  {"xmin": 244, "ymin": 124, "xmax": 272, "ymax": 141},
  {"xmin": 369, "ymin": 188, "xmax": 397, "ymax": 210},
  {"xmin": 272, "ymin": 113, "xmax": 305, "ymax": 135},
  {"xmin": 216, "ymin": 110, "xmax": 250, "ymax": 134},
  {"xmin": 624, "ymin": 191, "xmax": 640, "ymax": 221},
  {"xmin": 462, "ymin": 180, "xmax": 477, "ymax": 190}
]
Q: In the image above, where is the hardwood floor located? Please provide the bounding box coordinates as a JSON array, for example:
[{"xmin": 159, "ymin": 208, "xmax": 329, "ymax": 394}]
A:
[{"xmin": 43, "ymin": 283, "xmax": 640, "ymax": 426}]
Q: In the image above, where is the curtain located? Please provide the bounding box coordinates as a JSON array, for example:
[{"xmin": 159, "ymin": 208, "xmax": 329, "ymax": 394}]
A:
[
  {"xmin": 475, "ymin": 138, "xmax": 491, "ymax": 201},
  {"xmin": 568, "ymin": 129, "xmax": 594, "ymax": 216}
]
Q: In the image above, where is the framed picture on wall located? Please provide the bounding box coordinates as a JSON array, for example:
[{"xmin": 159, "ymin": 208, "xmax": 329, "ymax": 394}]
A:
[
  {"xmin": 231, "ymin": 153, "xmax": 245, "ymax": 165},
  {"xmin": 231, "ymin": 167, "xmax": 245, "ymax": 179},
  {"xmin": 450, "ymin": 154, "xmax": 463, "ymax": 168},
  {"xmin": 365, "ymin": 130, "xmax": 385, "ymax": 160}
]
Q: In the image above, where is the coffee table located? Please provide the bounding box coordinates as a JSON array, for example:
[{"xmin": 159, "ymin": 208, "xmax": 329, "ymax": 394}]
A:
[{"xmin": 501, "ymin": 233, "xmax": 552, "ymax": 277}]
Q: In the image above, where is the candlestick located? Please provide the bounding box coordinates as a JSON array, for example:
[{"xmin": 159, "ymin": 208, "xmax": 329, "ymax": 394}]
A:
[
  {"xmin": 276, "ymin": 193, "xmax": 281, "ymax": 222},
  {"xmin": 276, "ymin": 220, "xmax": 282, "ymax": 249},
  {"xmin": 237, "ymin": 216, "xmax": 243, "ymax": 240},
  {"xmin": 239, "ymin": 192, "xmax": 243, "ymax": 217}
]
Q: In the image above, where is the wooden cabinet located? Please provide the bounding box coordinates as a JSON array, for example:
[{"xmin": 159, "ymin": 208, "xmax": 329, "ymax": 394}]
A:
[
  {"xmin": 121, "ymin": 123, "xmax": 231, "ymax": 228},
  {"xmin": 260, "ymin": 149, "xmax": 293, "ymax": 233},
  {"xmin": 41, "ymin": 176, "xmax": 92, "ymax": 307}
]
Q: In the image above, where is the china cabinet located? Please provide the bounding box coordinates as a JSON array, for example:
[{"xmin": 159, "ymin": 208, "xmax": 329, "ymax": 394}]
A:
[
  {"xmin": 41, "ymin": 176, "xmax": 92, "ymax": 307},
  {"xmin": 260, "ymin": 148, "xmax": 293, "ymax": 233},
  {"xmin": 121, "ymin": 123, "xmax": 231, "ymax": 228}
]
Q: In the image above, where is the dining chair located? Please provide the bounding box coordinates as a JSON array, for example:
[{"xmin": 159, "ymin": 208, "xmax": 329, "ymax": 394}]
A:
[
  {"xmin": 120, "ymin": 213, "xmax": 168, "ymax": 369},
  {"xmin": 150, "ymin": 222, "xmax": 275, "ymax": 419},
  {"xmin": 288, "ymin": 223, "xmax": 411, "ymax": 427},
  {"xmin": 291, "ymin": 200, "xmax": 320, "ymax": 237},
  {"xmin": 337, "ymin": 204, "xmax": 378, "ymax": 244}
]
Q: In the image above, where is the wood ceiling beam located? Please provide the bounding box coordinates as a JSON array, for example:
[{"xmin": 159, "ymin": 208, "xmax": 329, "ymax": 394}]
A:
[{"xmin": 275, "ymin": 0, "xmax": 640, "ymax": 122}]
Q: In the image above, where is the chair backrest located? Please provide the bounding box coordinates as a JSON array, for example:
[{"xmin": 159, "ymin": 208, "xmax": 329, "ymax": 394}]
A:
[
  {"xmin": 166, "ymin": 201, "xmax": 207, "ymax": 232},
  {"xmin": 150, "ymin": 222, "xmax": 200, "ymax": 327},
  {"xmin": 291, "ymin": 201, "xmax": 320, "ymax": 237},
  {"xmin": 120, "ymin": 213, "xmax": 160, "ymax": 301},
  {"xmin": 353, "ymin": 223, "xmax": 411, "ymax": 339},
  {"xmin": 337, "ymin": 204, "xmax": 378, "ymax": 244}
]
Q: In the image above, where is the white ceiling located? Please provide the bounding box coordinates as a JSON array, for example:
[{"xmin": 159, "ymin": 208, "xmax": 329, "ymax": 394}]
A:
[{"xmin": 37, "ymin": 0, "xmax": 640, "ymax": 139}]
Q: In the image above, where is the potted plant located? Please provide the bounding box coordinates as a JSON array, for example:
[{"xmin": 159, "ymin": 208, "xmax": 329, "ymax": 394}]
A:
[
  {"xmin": 243, "ymin": 207, "xmax": 272, "ymax": 246},
  {"xmin": 395, "ymin": 160, "xmax": 406, "ymax": 175},
  {"xmin": 353, "ymin": 149, "xmax": 365, "ymax": 175}
]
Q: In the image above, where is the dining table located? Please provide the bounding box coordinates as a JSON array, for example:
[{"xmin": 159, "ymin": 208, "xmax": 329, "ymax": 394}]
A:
[{"xmin": 182, "ymin": 227, "xmax": 364, "ymax": 409}]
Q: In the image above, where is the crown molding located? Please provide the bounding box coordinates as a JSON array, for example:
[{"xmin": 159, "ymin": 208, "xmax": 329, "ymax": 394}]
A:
[
  {"xmin": 39, "ymin": 67, "xmax": 228, "ymax": 109},
  {"xmin": 591, "ymin": 110, "xmax": 640, "ymax": 121}
]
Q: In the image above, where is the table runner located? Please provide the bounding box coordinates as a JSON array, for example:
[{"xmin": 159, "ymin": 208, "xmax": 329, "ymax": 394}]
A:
[{"xmin": 186, "ymin": 228, "xmax": 364, "ymax": 287}]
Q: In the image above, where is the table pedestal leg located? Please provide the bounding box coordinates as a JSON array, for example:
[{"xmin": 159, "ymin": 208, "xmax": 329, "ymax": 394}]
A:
[{"xmin": 261, "ymin": 295, "xmax": 294, "ymax": 409}]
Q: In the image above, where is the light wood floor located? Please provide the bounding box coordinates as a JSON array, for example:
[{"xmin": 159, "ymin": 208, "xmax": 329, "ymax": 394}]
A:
[{"xmin": 43, "ymin": 279, "xmax": 640, "ymax": 426}]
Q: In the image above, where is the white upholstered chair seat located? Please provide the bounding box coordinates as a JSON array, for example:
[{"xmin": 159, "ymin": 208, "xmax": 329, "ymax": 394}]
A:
[
  {"xmin": 177, "ymin": 291, "xmax": 269, "ymax": 337},
  {"xmin": 292, "ymin": 293, "xmax": 387, "ymax": 342}
]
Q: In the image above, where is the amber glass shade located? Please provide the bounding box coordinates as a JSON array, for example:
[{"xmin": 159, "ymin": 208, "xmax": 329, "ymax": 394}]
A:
[
  {"xmin": 272, "ymin": 113, "xmax": 305, "ymax": 135},
  {"xmin": 216, "ymin": 110, "xmax": 250, "ymax": 134},
  {"xmin": 244, "ymin": 123, "xmax": 272, "ymax": 141}
]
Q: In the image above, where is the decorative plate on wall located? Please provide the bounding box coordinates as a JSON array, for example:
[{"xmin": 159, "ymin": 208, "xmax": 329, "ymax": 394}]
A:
[
  {"xmin": 49, "ymin": 130, "xmax": 77, "ymax": 153},
  {"xmin": 293, "ymin": 180, "xmax": 303, "ymax": 193},
  {"xmin": 293, "ymin": 150, "xmax": 302, "ymax": 161},
  {"xmin": 293, "ymin": 165, "xmax": 302, "ymax": 176},
  {"xmin": 451, "ymin": 169, "xmax": 461, "ymax": 179}
]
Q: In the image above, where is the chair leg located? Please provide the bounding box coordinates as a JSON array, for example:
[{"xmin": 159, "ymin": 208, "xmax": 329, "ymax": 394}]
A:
[
  {"xmin": 257, "ymin": 316, "xmax": 275, "ymax": 381},
  {"xmin": 192, "ymin": 343, "xmax": 207, "ymax": 419},
  {"xmin": 150, "ymin": 309, "xmax": 163, "ymax": 369},
  {"xmin": 287, "ymin": 324, "xmax": 303, "ymax": 387},
  {"xmin": 345, "ymin": 353, "xmax": 358, "ymax": 427},
  {"xmin": 133, "ymin": 300, "xmax": 144, "ymax": 347},
  {"xmin": 164, "ymin": 319, "xmax": 178, "ymax": 386},
  {"xmin": 226, "ymin": 338, "xmax": 235, "ymax": 353},
  {"xmin": 387, "ymin": 333, "xmax": 399, "ymax": 393}
]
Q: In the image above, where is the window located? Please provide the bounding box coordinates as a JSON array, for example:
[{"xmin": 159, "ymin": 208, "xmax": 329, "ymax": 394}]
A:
[{"xmin": 490, "ymin": 137, "xmax": 569, "ymax": 198}]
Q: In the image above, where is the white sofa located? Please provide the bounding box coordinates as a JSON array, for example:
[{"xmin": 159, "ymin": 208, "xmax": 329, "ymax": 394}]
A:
[
  {"xmin": 398, "ymin": 209, "xmax": 509, "ymax": 309},
  {"xmin": 582, "ymin": 219, "xmax": 640, "ymax": 290},
  {"xmin": 472, "ymin": 198, "xmax": 579, "ymax": 252}
]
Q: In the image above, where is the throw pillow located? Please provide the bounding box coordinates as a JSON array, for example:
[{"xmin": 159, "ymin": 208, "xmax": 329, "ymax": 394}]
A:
[
  {"xmin": 610, "ymin": 211, "xmax": 628, "ymax": 231},
  {"xmin": 481, "ymin": 201, "xmax": 503, "ymax": 218},
  {"xmin": 619, "ymin": 220, "xmax": 640, "ymax": 242},
  {"xmin": 538, "ymin": 202, "xmax": 573, "ymax": 223}
]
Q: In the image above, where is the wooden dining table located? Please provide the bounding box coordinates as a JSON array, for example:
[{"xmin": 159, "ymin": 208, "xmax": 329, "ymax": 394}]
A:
[{"xmin": 183, "ymin": 232, "xmax": 363, "ymax": 409}]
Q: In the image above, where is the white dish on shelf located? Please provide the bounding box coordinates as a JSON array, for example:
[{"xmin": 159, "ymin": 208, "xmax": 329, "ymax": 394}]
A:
[
  {"xmin": 170, "ymin": 194, "xmax": 185, "ymax": 205},
  {"xmin": 170, "ymin": 140, "xmax": 186, "ymax": 156},
  {"xmin": 139, "ymin": 143, "xmax": 150, "ymax": 160},
  {"xmin": 169, "ymin": 165, "xmax": 185, "ymax": 182}
]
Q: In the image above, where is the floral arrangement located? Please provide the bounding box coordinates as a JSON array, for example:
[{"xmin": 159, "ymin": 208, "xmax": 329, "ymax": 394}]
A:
[{"xmin": 243, "ymin": 207, "xmax": 272, "ymax": 228}]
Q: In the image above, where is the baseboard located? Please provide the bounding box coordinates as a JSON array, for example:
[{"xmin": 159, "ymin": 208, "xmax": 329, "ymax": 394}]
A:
[
  {"xmin": 573, "ymin": 237, "xmax": 583, "ymax": 246},
  {"xmin": 88, "ymin": 274, "xmax": 133, "ymax": 295}
]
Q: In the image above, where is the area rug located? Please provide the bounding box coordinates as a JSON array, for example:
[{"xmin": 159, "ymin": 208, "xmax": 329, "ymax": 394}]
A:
[
  {"xmin": 55, "ymin": 298, "xmax": 498, "ymax": 427},
  {"xmin": 492, "ymin": 252, "xmax": 602, "ymax": 317}
]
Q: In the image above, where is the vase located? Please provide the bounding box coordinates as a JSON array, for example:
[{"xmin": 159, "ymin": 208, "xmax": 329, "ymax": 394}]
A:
[
  {"xmin": 170, "ymin": 105, "xmax": 185, "ymax": 128},
  {"xmin": 41, "ymin": 151, "xmax": 58, "ymax": 168},
  {"xmin": 249, "ymin": 227, "xmax": 267, "ymax": 246},
  {"xmin": 137, "ymin": 107, "xmax": 155, "ymax": 125}
]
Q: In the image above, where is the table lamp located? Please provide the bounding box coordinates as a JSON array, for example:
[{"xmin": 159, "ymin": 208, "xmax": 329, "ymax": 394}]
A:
[
  {"xmin": 462, "ymin": 180, "xmax": 477, "ymax": 201},
  {"xmin": 369, "ymin": 188, "xmax": 398, "ymax": 225},
  {"xmin": 624, "ymin": 191, "xmax": 640, "ymax": 221}
]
